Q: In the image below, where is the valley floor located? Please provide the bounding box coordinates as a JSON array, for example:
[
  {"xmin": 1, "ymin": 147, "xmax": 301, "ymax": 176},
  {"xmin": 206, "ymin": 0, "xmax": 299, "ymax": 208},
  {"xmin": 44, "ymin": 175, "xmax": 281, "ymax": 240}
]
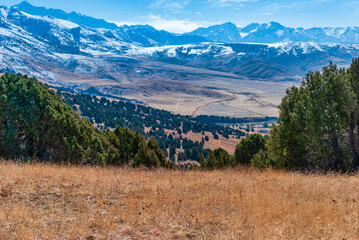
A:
[{"xmin": 0, "ymin": 162, "xmax": 358, "ymax": 239}]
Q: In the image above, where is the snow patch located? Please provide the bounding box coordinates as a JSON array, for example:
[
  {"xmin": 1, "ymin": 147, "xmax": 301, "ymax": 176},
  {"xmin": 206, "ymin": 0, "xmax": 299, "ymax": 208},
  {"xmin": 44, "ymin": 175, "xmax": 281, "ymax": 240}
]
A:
[
  {"xmin": 19, "ymin": 11, "xmax": 79, "ymax": 29},
  {"xmin": 240, "ymin": 32, "xmax": 249, "ymax": 38},
  {"xmin": 277, "ymin": 30, "xmax": 284, "ymax": 37}
]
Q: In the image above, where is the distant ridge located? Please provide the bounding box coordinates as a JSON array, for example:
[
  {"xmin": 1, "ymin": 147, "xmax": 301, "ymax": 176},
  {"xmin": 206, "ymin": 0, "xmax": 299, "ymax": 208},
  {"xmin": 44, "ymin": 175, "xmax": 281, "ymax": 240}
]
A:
[
  {"xmin": 190, "ymin": 22, "xmax": 242, "ymax": 43},
  {"xmin": 188, "ymin": 21, "xmax": 359, "ymax": 44},
  {"xmin": 3, "ymin": 3, "xmax": 208, "ymax": 48},
  {"xmin": 14, "ymin": 1, "xmax": 119, "ymax": 29},
  {"xmin": 12, "ymin": 1, "xmax": 359, "ymax": 44}
]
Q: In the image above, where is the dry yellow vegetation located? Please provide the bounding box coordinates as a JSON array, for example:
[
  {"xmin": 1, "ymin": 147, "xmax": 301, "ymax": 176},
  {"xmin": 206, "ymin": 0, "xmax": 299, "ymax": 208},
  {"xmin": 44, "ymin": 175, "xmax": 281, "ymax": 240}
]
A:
[{"xmin": 0, "ymin": 162, "xmax": 359, "ymax": 239}]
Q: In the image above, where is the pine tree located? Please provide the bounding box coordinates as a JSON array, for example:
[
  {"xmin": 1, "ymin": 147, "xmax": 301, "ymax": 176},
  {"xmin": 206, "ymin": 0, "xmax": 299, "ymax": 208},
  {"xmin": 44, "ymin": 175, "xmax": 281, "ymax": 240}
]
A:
[
  {"xmin": 235, "ymin": 134, "xmax": 266, "ymax": 165},
  {"xmin": 206, "ymin": 151, "xmax": 215, "ymax": 170},
  {"xmin": 267, "ymin": 62, "xmax": 354, "ymax": 171},
  {"xmin": 199, "ymin": 153, "xmax": 206, "ymax": 169}
]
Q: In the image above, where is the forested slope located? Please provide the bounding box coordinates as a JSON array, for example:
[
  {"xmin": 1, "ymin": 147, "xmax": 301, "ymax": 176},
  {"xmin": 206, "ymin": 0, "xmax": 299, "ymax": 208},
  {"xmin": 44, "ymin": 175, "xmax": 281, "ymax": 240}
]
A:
[
  {"xmin": 58, "ymin": 91, "xmax": 246, "ymax": 162},
  {"xmin": 0, "ymin": 73, "xmax": 174, "ymax": 168}
]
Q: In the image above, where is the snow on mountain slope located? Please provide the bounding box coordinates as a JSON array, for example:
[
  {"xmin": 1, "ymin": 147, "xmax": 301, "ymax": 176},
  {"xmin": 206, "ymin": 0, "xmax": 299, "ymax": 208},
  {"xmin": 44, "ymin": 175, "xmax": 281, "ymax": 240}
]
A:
[
  {"xmin": 188, "ymin": 22, "xmax": 359, "ymax": 44},
  {"xmin": 13, "ymin": 1, "xmax": 119, "ymax": 30},
  {"xmin": 1, "ymin": 3, "xmax": 359, "ymax": 117},
  {"xmin": 12, "ymin": 2, "xmax": 209, "ymax": 47},
  {"xmin": 0, "ymin": 4, "xmax": 358, "ymax": 92},
  {"xmin": 125, "ymin": 42, "xmax": 359, "ymax": 79}
]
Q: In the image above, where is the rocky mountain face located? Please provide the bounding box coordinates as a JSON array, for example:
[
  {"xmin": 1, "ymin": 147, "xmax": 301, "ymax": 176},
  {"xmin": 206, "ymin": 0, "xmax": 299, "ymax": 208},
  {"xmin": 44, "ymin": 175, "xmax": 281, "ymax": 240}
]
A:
[{"xmin": 188, "ymin": 22, "xmax": 359, "ymax": 44}]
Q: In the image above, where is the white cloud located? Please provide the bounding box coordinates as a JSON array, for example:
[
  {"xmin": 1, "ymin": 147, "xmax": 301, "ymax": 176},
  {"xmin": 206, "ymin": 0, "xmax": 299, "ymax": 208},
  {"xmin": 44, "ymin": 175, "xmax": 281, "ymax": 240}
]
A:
[
  {"xmin": 209, "ymin": 0, "xmax": 258, "ymax": 7},
  {"xmin": 262, "ymin": 0, "xmax": 334, "ymax": 15},
  {"xmin": 151, "ymin": 0, "xmax": 189, "ymax": 10},
  {"xmin": 115, "ymin": 15, "xmax": 215, "ymax": 34}
]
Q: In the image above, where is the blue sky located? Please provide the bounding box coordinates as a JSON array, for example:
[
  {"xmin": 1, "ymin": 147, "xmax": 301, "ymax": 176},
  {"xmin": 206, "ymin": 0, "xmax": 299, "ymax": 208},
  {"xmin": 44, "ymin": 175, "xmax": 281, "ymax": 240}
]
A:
[{"xmin": 2, "ymin": 0, "xmax": 359, "ymax": 33}]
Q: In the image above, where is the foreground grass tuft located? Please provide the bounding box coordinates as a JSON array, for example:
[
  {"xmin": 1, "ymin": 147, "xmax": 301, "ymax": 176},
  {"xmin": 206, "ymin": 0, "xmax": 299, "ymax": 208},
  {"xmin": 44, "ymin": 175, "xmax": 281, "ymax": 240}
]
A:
[{"xmin": 0, "ymin": 162, "xmax": 358, "ymax": 239}]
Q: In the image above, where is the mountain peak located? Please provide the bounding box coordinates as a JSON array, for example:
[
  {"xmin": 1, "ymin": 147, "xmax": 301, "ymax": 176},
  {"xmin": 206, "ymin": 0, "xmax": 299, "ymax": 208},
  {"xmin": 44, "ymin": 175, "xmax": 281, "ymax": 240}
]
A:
[
  {"xmin": 13, "ymin": 1, "xmax": 48, "ymax": 13},
  {"xmin": 212, "ymin": 22, "xmax": 238, "ymax": 30},
  {"xmin": 189, "ymin": 21, "xmax": 359, "ymax": 44},
  {"xmin": 14, "ymin": 1, "xmax": 32, "ymax": 7},
  {"xmin": 13, "ymin": 1, "xmax": 119, "ymax": 29},
  {"xmin": 266, "ymin": 21, "xmax": 286, "ymax": 29},
  {"xmin": 222, "ymin": 22, "xmax": 237, "ymax": 27},
  {"xmin": 187, "ymin": 22, "xmax": 241, "ymax": 43}
]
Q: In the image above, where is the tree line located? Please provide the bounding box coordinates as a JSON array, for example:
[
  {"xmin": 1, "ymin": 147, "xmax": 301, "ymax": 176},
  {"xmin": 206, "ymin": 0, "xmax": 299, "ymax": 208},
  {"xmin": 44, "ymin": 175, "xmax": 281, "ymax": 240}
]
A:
[{"xmin": 195, "ymin": 115, "xmax": 277, "ymax": 124}]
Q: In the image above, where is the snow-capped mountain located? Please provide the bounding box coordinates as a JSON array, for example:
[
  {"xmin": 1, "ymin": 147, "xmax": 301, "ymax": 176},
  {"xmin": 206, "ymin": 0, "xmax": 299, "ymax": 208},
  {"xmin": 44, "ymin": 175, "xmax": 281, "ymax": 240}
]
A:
[
  {"xmin": 188, "ymin": 22, "xmax": 359, "ymax": 44},
  {"xmin": 126, "ymin": 42, "xmax": 359, "ymax": 79},
  {"xmin": 0, "ymin": 3, "xmax": 358, "ymax": 83},
  {"xmin": 188, "ymin": 22, "xmax": 242, "ymax": 43},
  {"xmin": 13, "ymin": 1, "xmax": 119, "ymax": 29},
  {"xmin": 0, "ymin": 1, "xmax": 359, "ymax": 117},
  {"xmin": 11, "ymin": 1, "xmax": 208, "ymax": 47}
]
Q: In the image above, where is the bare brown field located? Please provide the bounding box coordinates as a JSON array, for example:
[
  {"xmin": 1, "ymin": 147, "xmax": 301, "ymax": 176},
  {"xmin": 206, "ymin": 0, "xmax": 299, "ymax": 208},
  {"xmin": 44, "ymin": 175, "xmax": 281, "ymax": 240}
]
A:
[{"xmin": 0, "ymin": 162, "xmax": 359, "ymax": 239}]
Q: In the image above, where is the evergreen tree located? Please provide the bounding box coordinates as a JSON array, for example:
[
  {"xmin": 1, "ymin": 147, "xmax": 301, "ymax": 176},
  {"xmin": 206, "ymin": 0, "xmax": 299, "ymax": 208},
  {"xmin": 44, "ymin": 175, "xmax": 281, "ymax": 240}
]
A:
[
  {"xmin": 267, "ymin": 62, "xmax": 354, "ymax": 171},
  {"xmin": 347, "ymin": 58, "xmax": 359, "ymax": 169},
  {"xmin": 0, "ymin": 73, "xmax": 109, "ymax": 164},
  {"xmin": 199, "ymin": 153, "xmax": 206, "ymax": 168},
  {"xmin": 214, "ymin": 148, "xmax": 231, "ymax": 168},
  {"xmin": 134, "ymin": 140, "xmax": 159, "ymax": 168},
  {"xmin": 235, "ymin": 134, "xmax": 266, "ymax": 165},
  {"xmin": 206, "ymin": 151, "xmax": 215, "ymax": 170}
]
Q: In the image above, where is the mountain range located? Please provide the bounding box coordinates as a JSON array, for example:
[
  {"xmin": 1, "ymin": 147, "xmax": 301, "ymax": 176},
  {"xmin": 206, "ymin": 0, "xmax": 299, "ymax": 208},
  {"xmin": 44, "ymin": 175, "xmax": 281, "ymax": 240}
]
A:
[
  {"xmin": 13, "ymin": 1, "xmax": 359, "ymax": 45},
  {"xmin": 188, "ymin": 22, "xmax": 359, "ymax": 44},
  {"xmin": 1, "ymin": 1, "xmax": 359, "ymax": 117}
]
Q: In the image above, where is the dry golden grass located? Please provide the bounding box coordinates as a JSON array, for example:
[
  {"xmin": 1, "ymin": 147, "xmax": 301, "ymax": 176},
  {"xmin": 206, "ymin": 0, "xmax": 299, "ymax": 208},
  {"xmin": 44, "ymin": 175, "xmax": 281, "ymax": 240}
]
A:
[{"xmin": 0, "ymin": 162, "xmax": 359, "ymax": 239}]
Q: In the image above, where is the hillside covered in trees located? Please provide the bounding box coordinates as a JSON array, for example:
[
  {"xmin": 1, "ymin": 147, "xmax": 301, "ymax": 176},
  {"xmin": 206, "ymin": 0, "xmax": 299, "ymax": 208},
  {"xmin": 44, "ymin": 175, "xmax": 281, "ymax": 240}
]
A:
[
  {"xmin": 0, "ymin": 73, "xmax": 174, "ymax": 168},
  {"xmin": 58, "ymin": 90, "xmax": 247, "ymax": 162},
  {"xmin": 0, "ymin": 72, "xmax": 244, "ymax": 169}
]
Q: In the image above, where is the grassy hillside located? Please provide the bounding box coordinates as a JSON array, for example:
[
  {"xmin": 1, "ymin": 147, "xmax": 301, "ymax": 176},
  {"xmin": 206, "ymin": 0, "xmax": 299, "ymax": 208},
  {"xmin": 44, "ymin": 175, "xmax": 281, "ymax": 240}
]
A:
[{"xmin": 0, "ymin": 162, "xmax": 358, "ymax": 239}]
